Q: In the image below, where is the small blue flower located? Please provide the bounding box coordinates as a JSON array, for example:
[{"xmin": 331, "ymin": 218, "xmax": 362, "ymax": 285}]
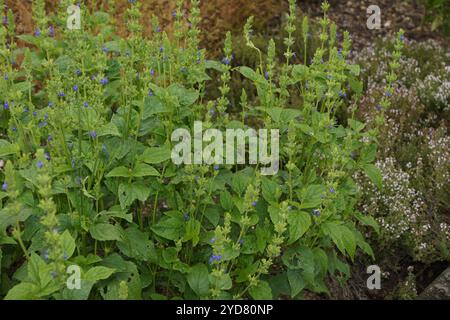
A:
[
  {"xmin": 376, "ymin": 105, "xmax": 382, "ymax": 111},
  {"xmin": 3, "ymin": 74, "xmax": 8, "ymax": 80},
  {"xmin": 239, "ymin": 239, "xmax": 244, "ymax": 245},
  {"xmin": 45, "ymin": 153, "xmax": 51, "ymax": 161},
  {"xmin": 49, "ymin": 25, "xmax": 55, "ymax": 37},
  {"xmin": 155, "ymin": 26, "xmax": 161, "ymax": 33},
  {"xmin": 63, "ymin": 252, "xmax": 68, "ymax": 261},
  {"xmin": 102, "ymin": 46, "xmax": 109, "ymax": 53},
  {"xmin": 183, "ymin": 213, "xmax": 190, "ymax": 221},
  {"xmin": 90, "ymin": 131, "xmax": 97, "ymax": 138},
  {"xmin": 83, "ymin": 101, "xmax": 89, "ymax": 108},
  {"xmin": 160, "ymin": 46, "xmax": 164, "ymax": 53},
  {"xmin": 58, "ymin": 91, "xmax": 65, "ymax": 98},
  {"xmin": 75, "ymin": 69, "xmax": 82, "ymax": 76},
  {"xmin": 37, "ymin": 161, "xmax": 44, "ymax": 169},
  {"xmin": 400, "ymin": 35, "xmax": 405, "ymax": 42},
  {"xmin": 47, "ymin": 135, "xmax": 53, "ymax": 142},
  {"xmin": 2, "ymin": 182, "xmax": 8, "ymax": 190},
  {"xmin": 386, "ymin": 92, "xmax": 392, "ymax": 97},
  {"xmin": 213, "ymin": 165, "xmax": 220, "ymax": 171},
  {"xmin": 172, "ymin": 11, "xmax": 177, "ymax": 18},
  {"xmin": 33, "ymin": 111, "xmax": 37, "ymax": 117},
  {"xmin": 148, "ymin": 90, "xmax": 154, "ymax": 97},
  {"xmin": 330, "ymin": 187, "xmax": 335, "ymax": 194},
  {"xmin": 264, "ymin": 71, "xmax": 269, "ymax": 80},
  {"xmin": 150, "ymin": 69, "xmax": 155, "ymax": 76},
  {"xmin": 252, "ymin": 201, "xmax": 257, "ymax": 207},
  {"xmin": 73, "ymin": 85, "xmax": 78, "ymax": 92},
  {"xmin": 100, "ymin": 77, "xmax": 108, "ymax": 86},
  {"xmin": 221, "ymin": 57, "xmax": 231, "ymax": 65},
  {"xmin": 312, "ymin": 209, "xmax": 320, "ymax": 217},
  {"xmin": 38, "ymin": 120, "xmax": 47, "ymax": 128},
  {"xmin": 210, "ymin": 238, "xmax": 216, "ymax": 244},
  {"xmin": 34, "ymin": 28, "xmax": 41, "ymax": 36},
  {"xmin": 2, "ymin": 17, "xmax": 8, "ymax": 25},
  {"xmin": 209, "ymin": 254, "xmax": 223, "ymax": 264},
  {"xmin": 48, "ymin": 102, "xmax": 53, "ymax": 107},
  {"xmin": 3, "ymin": 101, "xmax": 9, "ymax": 110}
]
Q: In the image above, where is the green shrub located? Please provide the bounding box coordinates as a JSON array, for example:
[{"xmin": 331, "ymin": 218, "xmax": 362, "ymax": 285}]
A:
[
  {"xmin": 422, "ymin": 0, "xmax": 450, "ymax": 34},
  {"xmin": 0, "ymin": 0, "xmax": 402, "ymax": 300}
]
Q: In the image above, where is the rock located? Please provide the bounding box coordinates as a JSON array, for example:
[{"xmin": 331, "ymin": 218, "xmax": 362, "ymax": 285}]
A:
[{"xmin": 418, "ymin": 268, "xmax": 450, "ymax": 300}]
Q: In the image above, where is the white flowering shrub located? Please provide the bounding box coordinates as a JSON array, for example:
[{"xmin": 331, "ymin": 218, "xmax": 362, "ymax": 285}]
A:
[{"xmin": 352, "ymin": 38, "xmax": 450, "ymax": 265}]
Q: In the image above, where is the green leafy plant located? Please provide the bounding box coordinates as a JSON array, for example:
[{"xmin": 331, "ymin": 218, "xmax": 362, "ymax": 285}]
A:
[{"xmin": 0, "ymin": 0, "xmax": 402, "ymax": 300}]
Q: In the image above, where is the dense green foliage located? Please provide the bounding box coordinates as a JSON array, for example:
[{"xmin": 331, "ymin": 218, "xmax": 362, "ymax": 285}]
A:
[{"xmin": 0, "ymin": 0, "xmax": 405, "ymax": 300}]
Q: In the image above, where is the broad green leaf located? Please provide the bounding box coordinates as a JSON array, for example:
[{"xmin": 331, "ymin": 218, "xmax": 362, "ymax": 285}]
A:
[
  {"xmin": 97, "ymin": 123, "xmax": 121, "ymax": 137},
  {"xmin": 139, "ymin": 146, "xmax": 172, "ymax": 164},
  {"xmin": 85, "ymin": 266, "xmax": 115, "ymax": 281},
  {"xmin": 300, "ymin": 184, "xmax": 326, "ymax": 209},
  {"xmin": 219, "ymin": 190, "xmax": 234, "ymax": 211},
  {"xmin": 348, "ymin": 119, "xmax": 365, "ymax": 132},
  {"xmin": 183, "ymin": 219, "xmax": 201, "ymax": 246},
  {"xmin": 287, "ymin": 270, "xmax": 306, "ymax": 297},
  {"xmin": 209, "ymin": 273, "xmax": 232, "ymax": 291},
  {"xmin": 239, "ymin": 66, "xmax": 262, "ymax": 82},
  {"xmin": 340, "ymin": 226, "xmax": 356, "ymax": 260},
  {"xmin": 360, "ymin": 143, "xmax": 377, "ymax": 164},
  {"xmin": 89, "ymin": 223, "xmax": 123, "ymax": 241},
  {"xmin": 249, "ymin": 280, "xmax": 272, "ymax": 300},
  {"xmin": 292, "ymin": 64, "xmax": 309, "ymax": 81},
  {"xmin": 4, "ymin": 282, "xmax": 39, "ymax": 300},
  {"xmin": 168, "ymin": 83, "xmax": 199, "ymax": 107},
  {"xmin": 362, "ymin": 164, "xmax": 383, "ymax": 189},
  {"xmin": 118, "ymin": 182, "xmax": 150, "ymax": 209},
  {"xmin": 321, "ymin": 222, "xmax": 345, "ymax": 256},
  {"xmin": 187, "ymin": 264, "xmax": 209, "ymax": 297},
  {"xmin": 261, "ymin": 177, "xmax": 281, "ymax": 203},
  {"xmin": 0, "ymin": 140, "xmax": 19, "ymax": 157},
  {"xmin": 133, "ymin": 163, "xmax": 159, "ymax": 177},
  {"xmin": 61, "ymin": 230, "xmax": 76, "ymax": 260},
  {"xmin": 287, "ymin": 211, "xmax": 311, "ymax": 244},
  {"xmin": 106, "ymin": 166, "xmax": 132, "ymax": 178},
  {"xmin": 151, "ymin": 212, "xmax": 184, "ymax": 241},
  {"xmin": 355, "ymin": 212, "xmax": 380, "ymax": 235},
  {"xmin": 117, "ymin": 226, "xmax": 157, "ymax": 262}
]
